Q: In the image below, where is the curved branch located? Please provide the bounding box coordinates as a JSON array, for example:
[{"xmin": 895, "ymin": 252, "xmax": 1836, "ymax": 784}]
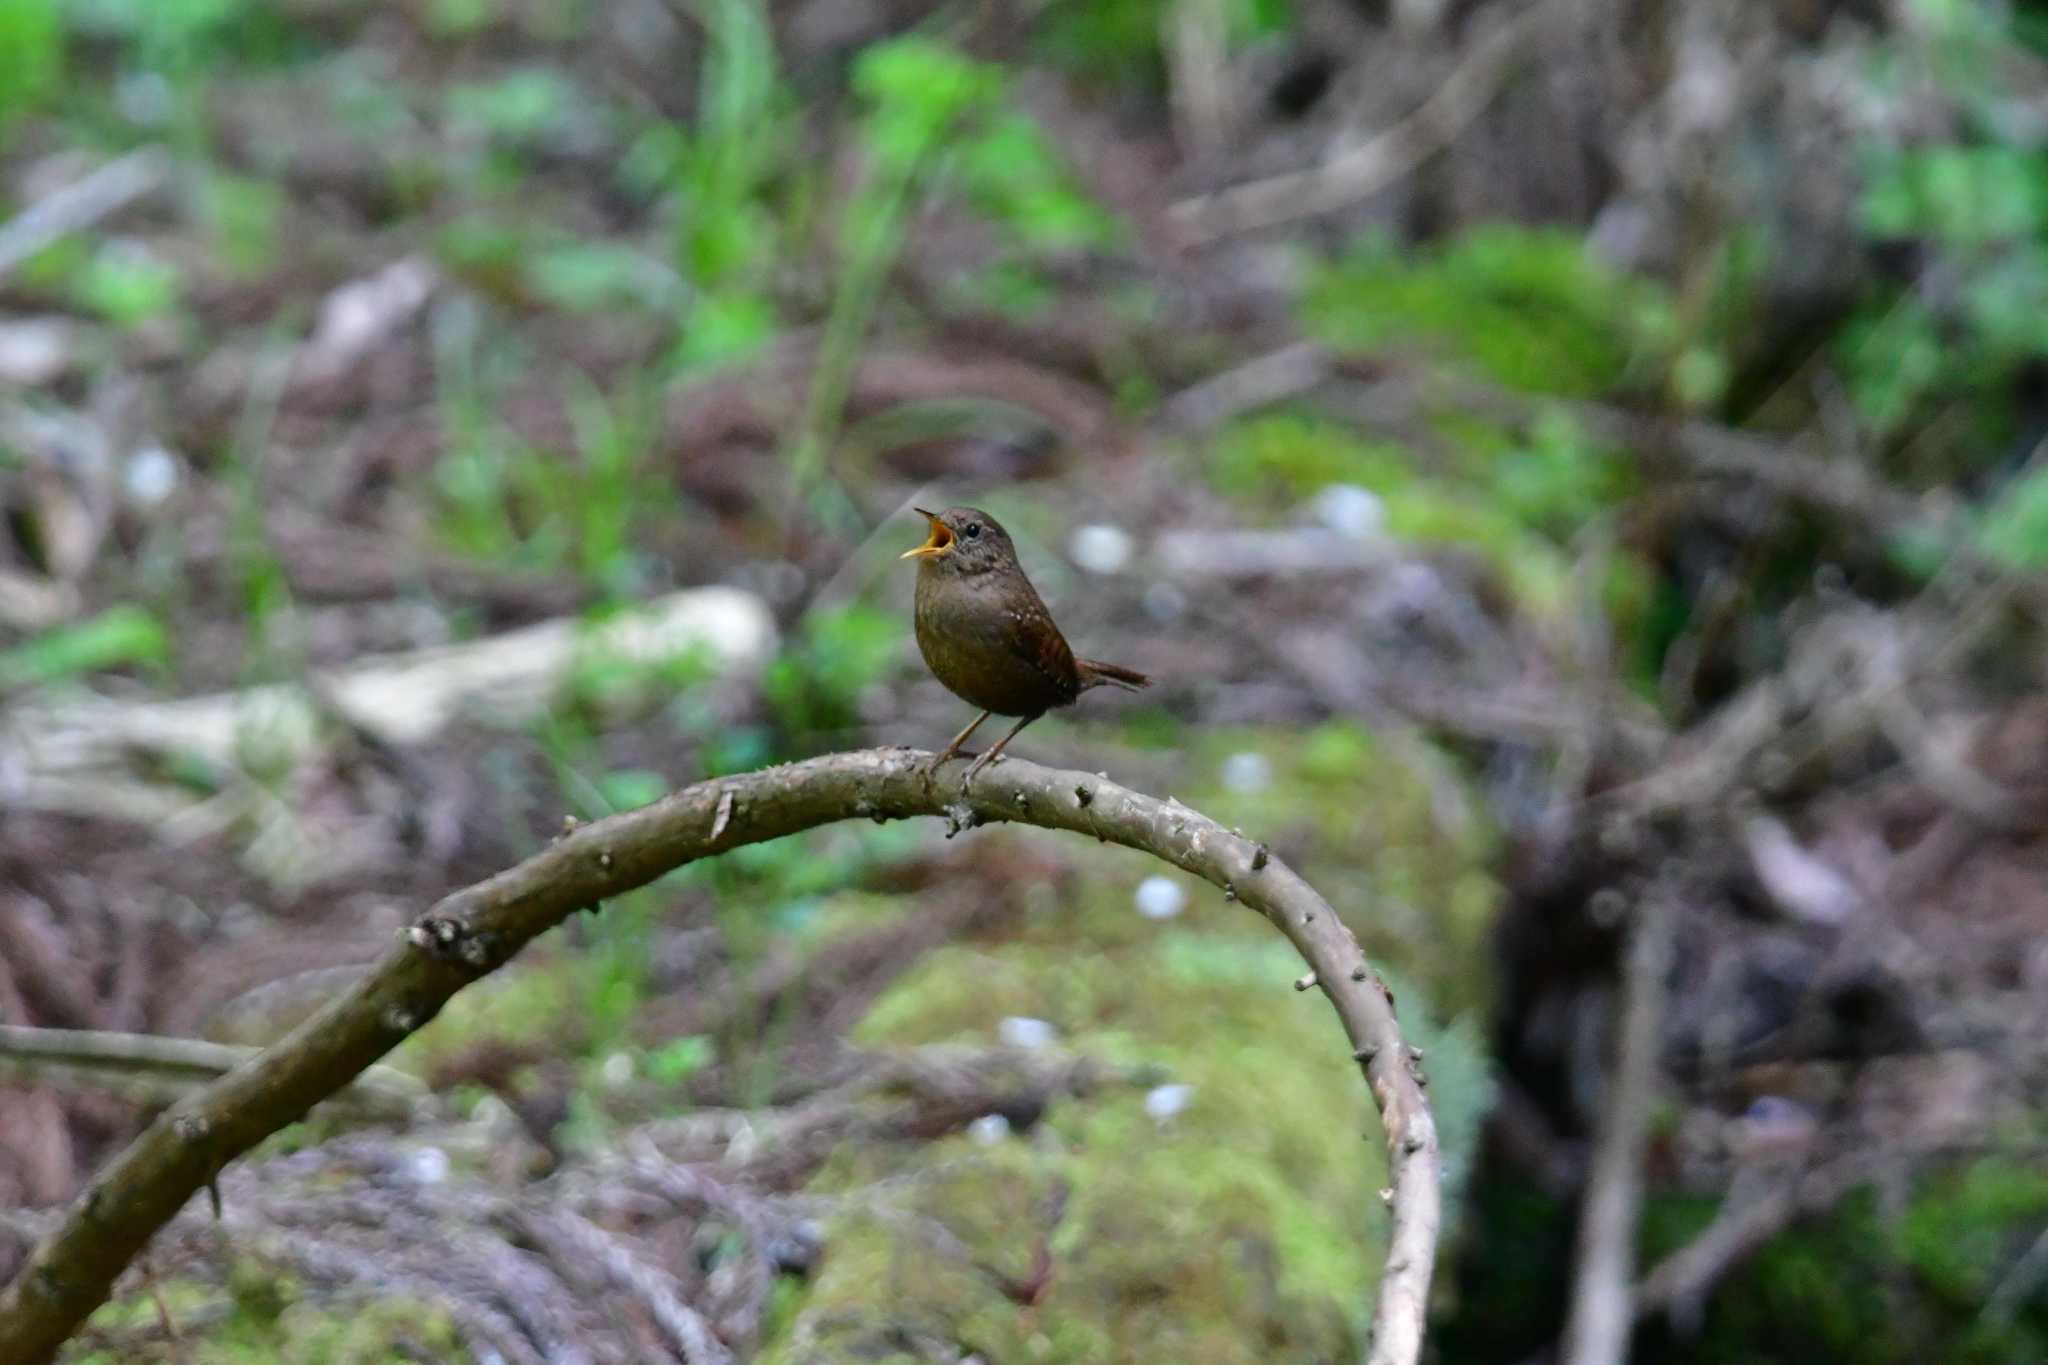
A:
[{"xmin": 0, "ymin": 748, "xmax": 1441, "ymax": 1365}]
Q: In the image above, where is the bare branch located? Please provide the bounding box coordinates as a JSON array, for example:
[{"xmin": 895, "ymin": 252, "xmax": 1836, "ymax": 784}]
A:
[
  {"xmin": 1559, "ymin": 890, "xmax": 1674, "ymax": 1365},
  {"xmin": 0, "ymin": 1026, "xmax": 423, "ymax": 1116},
  {"xmin": 1168, "ymin": 0, "xmax": 1568, "ymax": 244},
  {"xmin": 0, "ymin": 149, "xmax": 170, "ymax": 282},
  {"xmin": 0, "ymin": 748, "xmax": 1441, "ymax": 1365}
]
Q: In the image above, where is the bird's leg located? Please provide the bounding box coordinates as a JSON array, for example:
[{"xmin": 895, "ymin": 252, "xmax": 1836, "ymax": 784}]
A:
[
  {"xmin": 961, "ymin": 712, "xmax": 1041, "ymax": 786},
  {"xmin": 930, "ymin": 710, "xmax": 991, "ymax": 775}
]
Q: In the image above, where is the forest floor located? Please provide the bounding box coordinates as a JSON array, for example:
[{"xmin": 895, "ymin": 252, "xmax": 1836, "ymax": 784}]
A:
[{"xmin": 4, "ymin": 1, "xmax": 2048, "ymax": 1362}]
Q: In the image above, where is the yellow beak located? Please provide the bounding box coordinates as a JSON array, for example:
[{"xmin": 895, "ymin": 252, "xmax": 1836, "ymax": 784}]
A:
[{"xmin": 899, "ymin": 508, "xmax": 953, "ymax": 560}]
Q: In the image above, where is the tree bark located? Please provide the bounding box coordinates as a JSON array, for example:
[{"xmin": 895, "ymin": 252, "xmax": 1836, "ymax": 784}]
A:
[{"xmin": 0, "ymin": 747, "xmax": 1441, "ymax": 1365}]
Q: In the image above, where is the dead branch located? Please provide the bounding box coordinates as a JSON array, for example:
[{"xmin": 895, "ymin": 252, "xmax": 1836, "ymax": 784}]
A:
[
  {"xmin": 1168, "ymin": 0, "xmax": 1570, "ymax": 244},
  {"xmin": 1559, "ymin": 888, "xmax": 1674, "ymax": 1365},
  {"xmin": 0, "ymin": 749, "xmax": 1442, "ymax": 1365},
  {"xmin": 1632, "ymin": 1151, "xmax": 1885, "ymax": 1325},
  {"xmin": 0, "ymin": 1026, "xmax": 423, "ymax": 1117},
  {"xmin": 0, "ymin": 149, "xmax": 170, "ymax": 282},
  {"xmin": 0, "ymin": 586, "xmax": 775, "ymax": 824}
]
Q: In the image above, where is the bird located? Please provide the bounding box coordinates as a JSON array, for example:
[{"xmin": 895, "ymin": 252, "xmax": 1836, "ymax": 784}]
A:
[{"xmin": 900, "ymin": 505, "xmax": 1149, "ymax": 783}]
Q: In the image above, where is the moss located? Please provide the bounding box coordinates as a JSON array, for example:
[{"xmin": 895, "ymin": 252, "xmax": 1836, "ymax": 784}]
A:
[
  {"xmin": 776, "ymin": 918, "xmax": 1379, "ymax": 1363},
  {"xmin": 68, "ymin": 1264, "xmax": 463, "ymax": 1364},
  {"xmin": 1449, "ymin": 1144, "xmax": 2048, "ymax": 1365}
]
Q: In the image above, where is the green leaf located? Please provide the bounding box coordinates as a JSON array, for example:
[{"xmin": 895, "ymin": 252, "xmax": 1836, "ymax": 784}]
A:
[
  {"xmin": 1302, "ymin": 226, "xmax": 1674, "ymax": 395},
  {"xmin": 69, "ymin": 245, "xmax": 181, "ymax": 324},
  {"xmin": 0, "ymin": 604, "xmax": 170, "ymax": 688},
  {"xmin": 644, "ymin": 1035, "xmax": 713, "ymax": 1084},
  {"xmin": 525, "ymin": 243, "xmax": 666, "ymax": 312},
  {"xmin": 447, "ymin": 68, "xmax": 575, "ymax": 142},
  {"xmin": 673, "ymin": 290, "xmax": 778, "ymax": 371},
  {"xmin": 1977, "ymin": 467, "xmax": 2048, "ymax": 568},
  {"xmin": 0, "ymin": 0, "xmax": 61, "ymax": 128}
]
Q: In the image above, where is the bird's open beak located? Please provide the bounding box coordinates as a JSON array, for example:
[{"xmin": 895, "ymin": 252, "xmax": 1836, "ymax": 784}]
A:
[{"xmin": 899, "ymin": 508, "xmax": 953, "ymax": 560}]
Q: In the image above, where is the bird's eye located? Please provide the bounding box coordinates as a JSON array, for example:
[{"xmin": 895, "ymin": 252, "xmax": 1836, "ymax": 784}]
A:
[{"xmin": 964, "ymin": 523, "xmax": 982, "ymax": 540}]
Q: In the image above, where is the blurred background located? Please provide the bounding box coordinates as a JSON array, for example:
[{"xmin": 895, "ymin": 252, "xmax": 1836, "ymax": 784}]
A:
[{"xmin": 3, "ymin": 0, "xmax": 2048, "ymax": 1360}]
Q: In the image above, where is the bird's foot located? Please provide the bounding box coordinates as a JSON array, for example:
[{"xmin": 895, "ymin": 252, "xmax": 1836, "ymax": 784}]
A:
[
  {"xmin": 923, "ymin": 747, "xmax": 976, "ymax": 787},
  {"xmin": 959, "ymin": 749, "xmax": 1003, "ymax": 788}
]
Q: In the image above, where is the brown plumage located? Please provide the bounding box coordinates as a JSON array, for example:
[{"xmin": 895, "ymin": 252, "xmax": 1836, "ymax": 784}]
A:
[{"xmin": 900, "ymin": 505, "xmax": 1149, "ymax": 781}]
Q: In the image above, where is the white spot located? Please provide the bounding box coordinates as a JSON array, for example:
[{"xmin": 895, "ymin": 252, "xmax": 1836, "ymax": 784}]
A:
[
  {"xmin": 124, "ymin": 446, "xmax": 179, "ymax": 504},
  {"xmin": 1069, "ymin": 523, "xmax": 1132, "ymax": 575},
  {"xmin": 1135, "ymin": 875, "xmax": 1186, "ymax": 921},
  {"xmin": 1142, "ymin": 582, "xmax": 1185, "ymax": 621},
  {"xmin": 409, "ymin": 1146, "xmax": 450, "ymax": 1184},
  {"xmin": 998, "ymin": 1016, "xmax": 1057, "ymax": 1050},
  {"xmin": 967, "ymin": 1113, "xmax": 1012, "ymax": 1146},
  {"xmin": 1220, "ymin": 751, "xmax": 1272, "ymax": 793},
  {"xmin": 1144, "ymin": 1083, "xmax": 1195, "ymax": 1123},
  {"xmin": 1312, "ymin": 484, "xmax": 1386, "ymax": 541},
  {"xmin": 600, "ymin": 1050, "xmax": 635, "ymax": 1088},
  {"xmin": 0, "ymin": 318, "xmax": 74, "ymax": 385}
]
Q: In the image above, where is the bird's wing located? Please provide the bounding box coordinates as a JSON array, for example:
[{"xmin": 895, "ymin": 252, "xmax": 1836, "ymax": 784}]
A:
[{"xmin": 1005, "ymin": 590, "xmax": 1080, "ymax": 702}]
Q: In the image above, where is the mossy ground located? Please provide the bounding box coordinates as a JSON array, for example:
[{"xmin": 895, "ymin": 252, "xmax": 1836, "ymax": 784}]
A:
[
  {"xmin": 68, "ymin": 1265, "xmax": 462, "ymax": 1364},
  {"xmin": 760, "ymin": 726, "xmax": 1498, "ymax": 1364}
]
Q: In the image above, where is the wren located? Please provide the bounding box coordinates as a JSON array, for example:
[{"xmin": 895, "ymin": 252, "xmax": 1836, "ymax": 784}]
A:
[{"xmin": 900, "ymin": 505, "xmax": 1149, "ymax": 782}]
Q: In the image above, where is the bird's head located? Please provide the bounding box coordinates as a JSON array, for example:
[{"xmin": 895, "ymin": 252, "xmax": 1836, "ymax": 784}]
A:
[{"xmin": 899, "ymin": 506, "xmax": 1015, "ymax": 577}]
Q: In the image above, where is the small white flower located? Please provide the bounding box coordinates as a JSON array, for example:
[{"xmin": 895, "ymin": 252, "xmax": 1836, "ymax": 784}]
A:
[
  {"xmin": 600, "ymin": 1050, "xmax": 635, "ymax": 1088},
  {"xmin": 967, "ymin": 1114, "xmax": 1011, "ymax": 1146},
  {"xmin": 409, "ymin": 1146, "xmax": 450, "ymax": 1184}
]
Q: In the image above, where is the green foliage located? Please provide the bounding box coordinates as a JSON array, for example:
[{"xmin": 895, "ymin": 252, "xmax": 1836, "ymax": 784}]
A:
[
  {"xmin": 0, "ymin": 603, "xmax": 169, "ymax": 689},
  {"xmin": 1303, "ymin": 227, "xmax": 1677, "ymax": 396},
  {"xmin": 446, "ymin": 66, "xmax": 579, "ymax": 145},
  {"xmin": 0, "ymin": 0, "xmax": 60, "ymax": 129},
  {"xmin": 619, "ymin": 0, "xmax": 790, "ymax": 374},
  {"xmin": 1203, "ymin": 409, "xmax": 1625, "ymax": 610},
  {"xmin": 789, "ymin": 35, "xmax": 1120, "ymax": 501},
  {"xmin": 1844, "ymin": 3, "xmax": 2048, "ymax": 443},
  {"xmin": 1685, "ymin": 1158, "xmax": 2048, "ymax": 1364},
  {"xmin": 524, "ymin": 241, "xmax": 673, "ymax": 313},
  {"xmin": 1206, "ymin": 412, "xmax": 1414, "ymax": 502},
  {"xmin": 67, "ymin": 243, "xmax": 182, "ymax": 324},
  {"xmin": 760, "ymin": 603, "xmax": 902, "ymax": 739},
  {"xmin": 432, "ymin": 352, "xmax": 663, "ymax": 595},
  {"xmin": 201, "ymin": 173, "xmax": 283, "ymax": 277},
  {"xmin": 64, "ymin": 0, "xmax": 310, "ymax": 74},
  {"xmin": 1972, "ymin": 466, "xmax": 2048, "ymax": 569},
  {"xmin": 644, "ymin": 1032, "xmax": 714, "ymax": 1083},
  {"xmin": 1037, "ymin": 0, "xmax": 1294, "ymax": 88}
]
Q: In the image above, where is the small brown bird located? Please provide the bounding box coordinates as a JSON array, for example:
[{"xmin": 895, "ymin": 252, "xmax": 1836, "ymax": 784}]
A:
[{"xmin": 901, "ymin": 505, "xmax": 1149, "ymax": 781}]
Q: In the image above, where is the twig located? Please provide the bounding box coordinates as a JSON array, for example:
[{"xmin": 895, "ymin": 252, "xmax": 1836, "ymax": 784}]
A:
[
  {"xmin": 0, "ymin": 148, "xmax": 170, "ymax": 282},
  {"xmin": 1632, "ymin": 1152, "xmax": 1883, "ymax": 1324},
  {"xmin": 1168, "ymin": 0, "xmax": 1568, "ymax": 243},
  {"xmin": 1158, "ymin": 342, "xmax": 1333, "ymax": 433},
  {"xmin": 0, "ymin": 1026, "xmax": 424, "ymax": 1115},
  {"xmin": 1559, "ymin": 889, "xmax": 1673, "ymax": 1365},
  {"xmin": 0, "ymin": 749, "xmax": 1441, "ymax": 1365},
  {"xmin": 1983, "ymin": 1221, "xmax": 2048, "ymax": 1328}
]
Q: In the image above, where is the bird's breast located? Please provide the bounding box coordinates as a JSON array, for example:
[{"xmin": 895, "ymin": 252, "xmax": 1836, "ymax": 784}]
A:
[{"xmin": 914, "ymin": 569, "xmax": 1079, "ymax": 716}]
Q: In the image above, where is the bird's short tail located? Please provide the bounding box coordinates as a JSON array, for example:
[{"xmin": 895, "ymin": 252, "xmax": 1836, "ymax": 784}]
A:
[{"xmin": 1077, "ymin": 658, "xmax": 1151, "ymax": 692}]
